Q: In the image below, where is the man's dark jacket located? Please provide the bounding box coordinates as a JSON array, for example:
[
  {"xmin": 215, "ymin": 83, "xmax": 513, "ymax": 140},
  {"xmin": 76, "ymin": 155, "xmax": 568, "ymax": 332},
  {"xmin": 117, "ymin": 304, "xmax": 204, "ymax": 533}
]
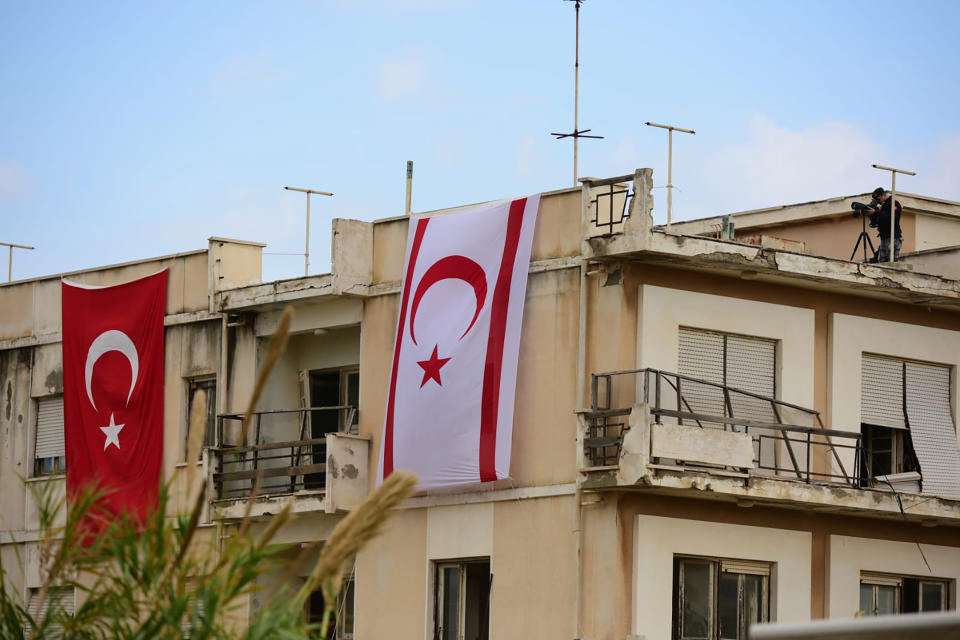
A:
[{"xmin": 871, "ymin": 198, "xmax": 902, "ymax": 239}]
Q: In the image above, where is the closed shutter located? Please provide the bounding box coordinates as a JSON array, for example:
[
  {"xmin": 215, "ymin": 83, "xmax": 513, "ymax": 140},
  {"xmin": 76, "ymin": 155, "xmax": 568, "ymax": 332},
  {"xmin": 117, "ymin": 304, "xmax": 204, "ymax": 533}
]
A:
[
  {"xmin": 27, "ymin": 587, "xmax": 74, "ymax": 639},
  {"xmin": 861, "ymin": 356, "xmax": 905, "ymax": 429},
  {"xmin": 721, "ymin": 560, "xmax": 771, "ymax": 576},
  {"xmin": 35, "ymin": 396, "xmax": 65, "ymax": 459},
  {"xmin": 678, "ymin": 328, "xmax": 725, "ymax": 419},
  {"xmin": 905, "ymin": 362, "xmax": 960, "ymax": 499},
  {"xmin": 726, "ymin": 335, "xmax": 776, "ymax": 423}
]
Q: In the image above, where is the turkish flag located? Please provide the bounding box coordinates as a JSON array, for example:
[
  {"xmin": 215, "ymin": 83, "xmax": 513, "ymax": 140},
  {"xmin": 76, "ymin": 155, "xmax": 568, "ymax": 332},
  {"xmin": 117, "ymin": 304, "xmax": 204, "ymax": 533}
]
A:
[
  {"xmin": 378, "ymin": 195, "xmax": 540, "ymax": 489},
  {"xmin": 62, "ymin": 270, "xmax": 166, "ymax": 525}
]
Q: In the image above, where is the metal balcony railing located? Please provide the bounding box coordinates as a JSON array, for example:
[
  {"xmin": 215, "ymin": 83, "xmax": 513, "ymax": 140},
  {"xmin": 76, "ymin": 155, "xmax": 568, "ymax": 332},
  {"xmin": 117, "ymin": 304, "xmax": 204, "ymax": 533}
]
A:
[
  {"xmin": 212, "ymin": 406, "xmax": 357, "ymax": 500},
  {"xmin": 586, "ymin": 368, "xmax": 862, "ymax": 487}
]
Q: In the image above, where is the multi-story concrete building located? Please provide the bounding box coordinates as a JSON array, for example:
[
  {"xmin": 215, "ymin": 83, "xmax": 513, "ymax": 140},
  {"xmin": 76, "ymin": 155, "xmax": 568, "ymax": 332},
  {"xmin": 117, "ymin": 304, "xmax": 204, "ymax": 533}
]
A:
[{"xmin": 2, "ymin": 170, "xmax": 960, "ymax": 640}]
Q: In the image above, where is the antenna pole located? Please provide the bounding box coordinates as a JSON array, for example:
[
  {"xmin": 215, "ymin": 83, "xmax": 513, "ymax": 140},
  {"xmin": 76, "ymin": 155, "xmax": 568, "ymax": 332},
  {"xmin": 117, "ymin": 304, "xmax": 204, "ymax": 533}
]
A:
[
  {"xmin": 573, "ymin": 0, "xmax": 580, "ymax": 187},
  {"xmin": 645, "ymin": 121, "xmax": 696, "ymax": 231},
  {"xmin": 405, "ymin": 161, "xmax": 413, "ymax": 215},
  {"xmin": 552, "ymin": 1, "xmax": 602, "ymax": 183},
  {"xmin": 284, "ymin": 186, "xmax": 333, "ymax": 276},
  {"xmin": 1, "ymin": 242, "xmax": 34, "ymax": 282},
  {"xmin": 871, "ymin": 164, "xmax": 915, "ymax": 263}
]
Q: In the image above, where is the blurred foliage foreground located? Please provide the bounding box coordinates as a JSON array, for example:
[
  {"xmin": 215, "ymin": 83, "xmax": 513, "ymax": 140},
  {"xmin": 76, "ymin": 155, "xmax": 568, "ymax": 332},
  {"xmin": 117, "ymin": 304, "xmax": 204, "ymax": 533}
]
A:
[{"xmin": 0, "ymin": 308, "xmax": 416, "ymax": 639}]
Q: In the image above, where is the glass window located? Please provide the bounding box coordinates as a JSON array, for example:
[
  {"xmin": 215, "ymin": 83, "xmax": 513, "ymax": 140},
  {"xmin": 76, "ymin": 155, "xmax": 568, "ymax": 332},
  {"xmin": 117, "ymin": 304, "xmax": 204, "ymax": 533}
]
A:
[
  {"xmin": 860, "ymin": 574, "xmax": 950, "ymax": 616},
  {"xmin": 186, "ymin": 378, "xmax": 217, "ymax": 457},
  {"xmin": 34, "ymin": 395, "xmax": 66, "ymax": 477},
  {"xmin": 436, "ymin": 559, "xmax": 489, "ymax": 640},
  {"xmin": 673, "ymin": 557, "xmax": 770, "ymax": 640}
]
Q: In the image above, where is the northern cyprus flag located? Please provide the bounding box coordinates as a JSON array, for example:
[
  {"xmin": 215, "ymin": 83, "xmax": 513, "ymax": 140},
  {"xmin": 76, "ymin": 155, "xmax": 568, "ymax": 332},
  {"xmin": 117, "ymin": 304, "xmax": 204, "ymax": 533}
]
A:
[{"xmin": 378, "ymin": 195, "xmax": 540, "ymax": 489}]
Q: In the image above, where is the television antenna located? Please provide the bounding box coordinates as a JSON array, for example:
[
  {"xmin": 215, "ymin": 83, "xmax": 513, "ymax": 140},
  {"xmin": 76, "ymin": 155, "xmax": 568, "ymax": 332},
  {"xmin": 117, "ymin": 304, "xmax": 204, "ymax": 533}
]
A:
[
  {"xmin": 645, "ymin": 121, "xmax": 695, "ymax": 232},
  {"xmin": 1, "ymin": 241, "xmax": 34, "ymax": 282},
  {"xmin": 551, "ymin": 0, "xmax": 602, "ymax": 187},
  {"xmin": 283, "ymin": 186, "xmax": 333, "ymax": 276}
]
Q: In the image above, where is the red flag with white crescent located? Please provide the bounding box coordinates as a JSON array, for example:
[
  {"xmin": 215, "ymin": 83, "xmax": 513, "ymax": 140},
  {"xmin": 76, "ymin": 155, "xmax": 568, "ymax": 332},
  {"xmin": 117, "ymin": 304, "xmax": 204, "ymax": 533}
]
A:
[
  {"xmin": 62, "ymin": 270, "xmax": 166, "ymax": 525},
  {"xmin": 378, "ymin": 195, "xmax": 540, "ymax": 489}
]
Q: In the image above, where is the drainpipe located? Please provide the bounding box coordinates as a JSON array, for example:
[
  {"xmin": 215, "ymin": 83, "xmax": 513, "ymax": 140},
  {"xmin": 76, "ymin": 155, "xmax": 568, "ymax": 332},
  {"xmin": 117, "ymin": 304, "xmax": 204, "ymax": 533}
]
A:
[{"xmin": 573, "ymin": 256, "xmax": 588, "ymax": 639}]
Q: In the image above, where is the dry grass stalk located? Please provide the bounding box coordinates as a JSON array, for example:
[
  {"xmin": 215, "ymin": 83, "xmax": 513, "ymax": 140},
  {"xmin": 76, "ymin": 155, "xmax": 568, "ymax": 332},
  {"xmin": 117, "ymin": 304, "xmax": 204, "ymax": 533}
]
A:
[
  {"xmin": 300, "ymin": 471, "xmax": 417, "ymax": 601},
  {"xmin": 185, "ymin": 387, "xmax": 207, "ymax": 498}
]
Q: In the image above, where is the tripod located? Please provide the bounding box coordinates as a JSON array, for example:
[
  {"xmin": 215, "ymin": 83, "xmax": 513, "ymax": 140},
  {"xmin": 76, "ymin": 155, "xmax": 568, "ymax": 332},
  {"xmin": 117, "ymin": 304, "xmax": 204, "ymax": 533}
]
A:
[{"xmin": 850, "ymin": 213, "xmax": 876, "ymax": 262}]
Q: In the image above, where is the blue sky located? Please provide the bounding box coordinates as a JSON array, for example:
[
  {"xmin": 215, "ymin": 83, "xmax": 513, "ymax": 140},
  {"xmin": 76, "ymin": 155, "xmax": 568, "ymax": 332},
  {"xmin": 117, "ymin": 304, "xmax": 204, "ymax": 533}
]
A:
[{"xmin": 2, "ymin": 0, "xmax": 959, "ymax": 282}]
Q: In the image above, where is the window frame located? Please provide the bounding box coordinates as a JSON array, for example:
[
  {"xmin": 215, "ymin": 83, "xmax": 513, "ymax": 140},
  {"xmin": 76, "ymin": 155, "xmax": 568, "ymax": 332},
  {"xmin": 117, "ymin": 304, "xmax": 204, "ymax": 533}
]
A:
[
  {"xmin": 32, "ymin": 394, "xmax": 66, "ymax": 478},
  {"xmin": 432, "ymin": 557, "xmax": 490, "ymax": 640},
  {"xmin": 860, "ymin": 572, "xmax": 952, "ymax": 616},
  {"xmin": 673, "ymin": 555, "xmax": 771, "ymax": 640},
  {"xmin": 185, "ymin": 376, "xmax": 217, "ymax": 460}
]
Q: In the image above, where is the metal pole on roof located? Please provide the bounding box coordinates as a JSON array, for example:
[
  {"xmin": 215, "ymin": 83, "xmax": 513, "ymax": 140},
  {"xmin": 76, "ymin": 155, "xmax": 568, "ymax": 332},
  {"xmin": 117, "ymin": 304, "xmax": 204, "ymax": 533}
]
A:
[
  {"xmin": 646, "ymin": 122, "xmax": 695, "ymax": 232},
  {"xmin": 1, "ymin": 242, "xmax": 34, "ymax": 282},
  {"xmin": 405, "ymin": 161, "xmax": 413, "ymax": 216},
  {"xmin": 284, "ymin": 186, "xmax": 333, "ymax": 276},
  {"xmin": 871, "ymin": 164, "xmax": 915, "ymax": 264}
]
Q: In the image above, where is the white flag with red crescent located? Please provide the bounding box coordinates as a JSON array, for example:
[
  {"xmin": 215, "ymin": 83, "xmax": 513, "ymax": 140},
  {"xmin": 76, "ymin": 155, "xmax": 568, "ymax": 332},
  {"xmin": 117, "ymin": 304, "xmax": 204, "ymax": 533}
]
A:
[{"xmin": 378, "ymin": 195, "xmax": 540, "ymax": 489}]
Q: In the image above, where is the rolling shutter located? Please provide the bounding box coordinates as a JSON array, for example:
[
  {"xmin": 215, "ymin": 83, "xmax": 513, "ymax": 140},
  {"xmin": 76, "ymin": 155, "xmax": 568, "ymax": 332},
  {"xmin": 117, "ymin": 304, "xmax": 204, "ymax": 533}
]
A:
[
  {"xmin": 35, "ymin": 396, "xmax": 65, "ymax": 459},
  {"xmin": 27, "ymin": 587, "xmax": 74, "ymax": 639},
  {"xmin": 861, "ymin": 356, "xmax": 906, "ymax": 429},
  {"xmin": 905, "ymin": 362, "xmax": 960, "ymax": 499},
  {"xmin": 678, "ymin": 328, "xmax": 724, "ymax": 418},
  {"xmin": 678, "ymin": 329, "xmax": 776, "ymax": 424},
  {"xmin": 726, "ymin": 335, "xmax": 776, "ymax": 423}
]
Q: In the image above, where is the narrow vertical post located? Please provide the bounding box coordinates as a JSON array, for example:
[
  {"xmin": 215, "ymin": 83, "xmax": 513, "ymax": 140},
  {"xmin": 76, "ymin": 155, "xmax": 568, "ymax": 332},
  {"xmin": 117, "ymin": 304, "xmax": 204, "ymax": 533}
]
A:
[
  {"xmin": 667, "ymin": 128, "xmax": 673, "ymax": 230},
  {"xmin": 405, "ymin": 161, "xmax": 413, "ymax": 215},
  {"xmin": 573, "ymin": 0, "xmax": 580, "ymax": 187},
  {"xmin": 871, "ymin": 164, "xmax": 915, "ymax": 264},
  {"xmin": 645, "ymin": 122, "xmax": 695, "ymax": 231},
  {"xmin": 1, "ymin": 242, "xmax": 35, "ymax": 282},
  {"xmin": 304, "ymin": 192, "xmax": 311, "ymax": 277},
  {"xmin": 284, "ymin": 187, "xmax": 332, "ymax": 277}
]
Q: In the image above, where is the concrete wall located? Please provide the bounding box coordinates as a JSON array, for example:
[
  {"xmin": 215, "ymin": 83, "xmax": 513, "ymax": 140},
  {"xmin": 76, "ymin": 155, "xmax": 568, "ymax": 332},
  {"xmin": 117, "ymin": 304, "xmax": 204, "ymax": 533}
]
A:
[
  {"xmin": 915, "ymin": 214, "xmax": 960, "ymax": 252},
  {"xmin": 829, "ymin": 535, "xmax": 960, "ymax": 618},
  {"xmin": 637, "ymin": 284, "xmax": 816, "ymax": 409},
  {"xmin": 829, "ymin": 313, "xmax": 960, "ymax": 435},
  {"xmin": 633, "ymin": 514, "xmax": 812, "ymax": 639}
]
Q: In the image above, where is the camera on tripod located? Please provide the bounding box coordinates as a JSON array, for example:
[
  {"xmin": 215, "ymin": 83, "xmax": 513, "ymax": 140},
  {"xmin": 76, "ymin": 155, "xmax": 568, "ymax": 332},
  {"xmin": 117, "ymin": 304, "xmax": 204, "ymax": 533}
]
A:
[
  {"xmin": 851, "ymin": 201, "xmax": 878, "ymax": 228},
  {"xmin": 849, "ymin": 201, "xmax": 878, "ymax": 262},
  {"xmin": 850, "ymin": 202, "xmax": 877, "ymax": 229}
]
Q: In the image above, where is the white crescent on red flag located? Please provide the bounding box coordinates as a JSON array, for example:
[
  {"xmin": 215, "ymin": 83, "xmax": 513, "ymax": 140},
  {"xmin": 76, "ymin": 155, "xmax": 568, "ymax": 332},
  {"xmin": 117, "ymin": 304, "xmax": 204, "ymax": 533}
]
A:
[
  {"xmin": 62, "ymin": 270, "xmax": 166, "ymax": 525},
  {"xmin": 378, "ymin": 195, "xmax": 540, "ymax": 489}
]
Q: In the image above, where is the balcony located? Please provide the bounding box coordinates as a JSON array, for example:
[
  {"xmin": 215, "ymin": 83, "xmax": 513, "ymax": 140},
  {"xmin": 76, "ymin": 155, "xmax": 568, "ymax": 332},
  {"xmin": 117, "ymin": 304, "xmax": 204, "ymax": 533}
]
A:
[
  {"xmin": 211, "ymin": 406, "xmax": 369, "ymax": 519},
  {"xmin": 582, "ymin": 368, "xmax": 862, "ymax": 489}
]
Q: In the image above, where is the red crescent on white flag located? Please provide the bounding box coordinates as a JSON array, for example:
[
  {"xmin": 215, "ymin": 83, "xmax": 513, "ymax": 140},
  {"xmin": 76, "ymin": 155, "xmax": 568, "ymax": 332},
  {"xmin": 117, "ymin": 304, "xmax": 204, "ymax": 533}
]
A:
[{"xmin": 408, "ymin": 255, "xmax": 487, "ymax": 346}]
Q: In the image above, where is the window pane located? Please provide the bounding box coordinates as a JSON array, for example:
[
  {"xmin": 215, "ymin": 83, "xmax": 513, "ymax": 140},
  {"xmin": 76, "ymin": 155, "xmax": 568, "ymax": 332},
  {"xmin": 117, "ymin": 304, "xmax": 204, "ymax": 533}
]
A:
[
  {"xmin": 921, "ymin": 583, "xmax": 945, "ymax": 612},
  {"xmin": 681, "ymin": 561, "xmax": 712, "ymax": 640},
  {"xmin": 742, "ymin": 575, "xmax": 766, "ymax": 635},
  {"xmin": 441, "ymin": 566, "xmax": 460, "ymax": 640},
  {"xmin": 340, "ymin": 575, "xmax": 355, "ymax": 636},
  {"xmin": 860, "ymin": 584, "xmax": 874, "ymax": 616},
  {"xmin": 876, "ymin": 585, "xmax": 897, "ymax": 615},
  {"xmin": 718, "ymin": 573, "xmax": 738, "ymax": 640}
]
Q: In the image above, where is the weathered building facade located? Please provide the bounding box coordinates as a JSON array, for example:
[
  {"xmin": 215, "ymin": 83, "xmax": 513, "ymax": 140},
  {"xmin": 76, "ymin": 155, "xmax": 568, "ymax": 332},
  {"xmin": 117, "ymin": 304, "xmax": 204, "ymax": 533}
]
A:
[{"xmin": 2, "ymin": 170, "xmax": 960, "ymax": 640}]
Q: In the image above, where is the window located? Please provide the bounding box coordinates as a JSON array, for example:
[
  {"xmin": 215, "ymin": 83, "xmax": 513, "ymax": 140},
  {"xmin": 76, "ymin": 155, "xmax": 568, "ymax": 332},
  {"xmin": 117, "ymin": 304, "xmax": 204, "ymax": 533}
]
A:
[
  {"xmin": 27, "ymin": 586, "xmax": 74, "ymax": 639},
  {"xmin": 677, "ymin": 328, "xmax": 777, "ymax": 424},
  {"xmin": 672, "ymin": 556, "xmax": 770, "ymax": 640},
  {"xmin": 860, "ymin": 355, "xmax": 960, "ymax": 497},
  {"xmin": 434, "ymin": 559, "xmax": 490, "ymax": 640},
  {"xmin": 186, "ymin": 378, "xmax": 217, "ymax": 458},
  {"xmin": 308, "ymin": 368, "xmax": 359, "ymax": 436},
  {"xmin": 34, "ymin": 395, "xmax": 65, "ymax": 477},
  {"xmin": 306, "ymin": 568, "xmax": 354, "ymax": 639},
  {"xmin": 859, "ymin": 573, "xmax": 950, "ymax": 616}
]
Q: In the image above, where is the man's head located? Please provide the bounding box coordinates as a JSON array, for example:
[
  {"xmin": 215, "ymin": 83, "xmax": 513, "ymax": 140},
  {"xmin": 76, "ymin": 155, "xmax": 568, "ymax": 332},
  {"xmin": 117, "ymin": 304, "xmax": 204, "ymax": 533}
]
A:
[{"xmin": 872, "ymin": 187, "xmax": 889, "ymax": 203}]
